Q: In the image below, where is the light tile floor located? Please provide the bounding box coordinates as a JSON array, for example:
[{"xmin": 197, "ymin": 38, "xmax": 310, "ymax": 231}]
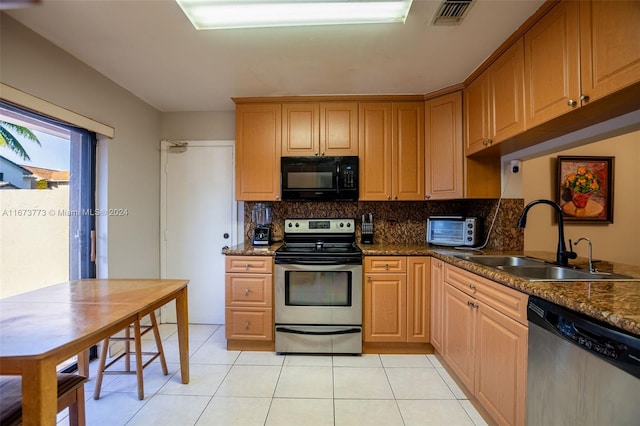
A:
[{"xmin": 56, "ymin": 324, "xmax": 488, "ymax": 426}]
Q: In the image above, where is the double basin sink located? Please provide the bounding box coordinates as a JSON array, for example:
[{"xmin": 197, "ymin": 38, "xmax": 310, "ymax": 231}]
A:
[{"xmin": 454, "ymin": 255, "xmax": 638, "ymax": 282}]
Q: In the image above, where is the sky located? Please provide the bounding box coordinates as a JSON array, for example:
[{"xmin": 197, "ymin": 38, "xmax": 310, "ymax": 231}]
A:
[{"xmin": 0, "ymin": 128, "xmax": 70, "ymax": 171}]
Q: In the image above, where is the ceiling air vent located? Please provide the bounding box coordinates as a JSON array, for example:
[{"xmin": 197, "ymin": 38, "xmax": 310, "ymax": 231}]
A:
[{"xmin": 432, "ymin": 0, "xmax": 475, "ymax": 26}]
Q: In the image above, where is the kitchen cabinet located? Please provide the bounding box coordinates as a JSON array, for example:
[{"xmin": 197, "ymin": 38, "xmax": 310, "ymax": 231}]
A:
[
  {"xmin": 524, "ymin": 0, "xmax": 640, "ymax": 128},
  {"xmin": 425, "ymin": 91, "xmax": 463, "ymax": 200},
  {"xmin": 281, "ymin": 102, "xmax": 358, "ymax": 156},
  {"xmin": 234, "ymin": 103, "xmax": 282, "ymax": 201},
  {"xmin": 363, "ymin": 256, "xmax": 429, "ymax": 344},
  {"xmin": 430, "ymin": 258, "xmax": 444, "ymax": 353},
  {"xmin": 465, "ymin": 38, "xmax": 526, "ymax": 156},
  {"xmin": 359, "ymin": 102, "xmax": 424, "ymax": 201},
  {"xmin": 579, "ymin": 0, "xmax": 640, "ymax": 104},
  {"xmin": 224, "ymin": 256, "xmax": 274, "ymax": 350},
  {"xmin": 442, "ymin": 263, "xmax": 528, "ymax": 426}
]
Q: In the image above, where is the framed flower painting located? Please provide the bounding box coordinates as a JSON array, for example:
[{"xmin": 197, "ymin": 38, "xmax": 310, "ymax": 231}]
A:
[{"xmin": 557, "ymin": 156, "xmax": 614, "ymax": 223}]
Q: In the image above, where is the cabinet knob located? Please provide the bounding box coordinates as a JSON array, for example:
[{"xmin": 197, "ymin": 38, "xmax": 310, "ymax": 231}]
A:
[
  {"xmin": 387, "ymin": 195, "xmax": 391, "ymax": 200},
  {"xmin": 487, "ymin": 139, "xmax": 493, "ymax": 146},
  {"xmin": 568, "ymin": 99, "xmax": 578, "ymax": 107},
  {"xmin": 469, "ymin": 284, "xmax": 476, "ymax": 290},
  {"xmin": 321, "ymin": 152, "xmax": 325, "ymax": 156},
  {"xmin": 367, "ymin": 276, "xmax": 371, "ymax": 281},
  {"xmin": 580, "ymin": 94, "xmax": 590, "ymax": 102},
  {"xmin": 393, "ymin": 195, "xmax": 398, "ymax": 200},
  {"xmin": 275, "ymin": 195, "xmax": 280, "ymax": 200},
  {"xmin": 245, "ymin": 263, "xmax": 250, "ymax": 270},
  {"xmin": 384, "ymin": 264, "xmax": 389, "ymax": 270},
  {"xmin": 315, "ymin": 152, "xmax": 319, "ymax": 156},
  {"xmin": 425, "ymin": 195, "xmax": 431, "ymax": 200},
  {"xmin": 244, "ymin": 288, "xmax": 250, "ymax": 296},
  {"xmin": 437, "ymin": 262, "xmax": 443, "ymax": 268},
  {"xmin": 467, "ymin": 301, "xmax": 478, "ymax": 309},
  {"xmin": 245, "ymin": 321, "xmax": 251, "ymax": 329}
]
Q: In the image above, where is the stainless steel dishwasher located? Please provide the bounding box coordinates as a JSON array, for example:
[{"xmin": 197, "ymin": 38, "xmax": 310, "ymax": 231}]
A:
[{"xmin": 527, "ymin": 296, "xmax": 640, "ymax": 426}]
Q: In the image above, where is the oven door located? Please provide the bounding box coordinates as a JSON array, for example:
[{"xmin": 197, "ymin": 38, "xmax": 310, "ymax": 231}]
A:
[{"xmin": 274, "ymin": 261, "xmax": 362, "ymax": 326}]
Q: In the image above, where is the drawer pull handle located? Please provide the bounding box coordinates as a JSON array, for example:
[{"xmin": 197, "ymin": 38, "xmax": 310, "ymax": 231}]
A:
[
  {"xmin": 244, "ymin": 288, "xmax": 250, "ymax": 296},
  {"xmin": 467, "ymin": 301, "xmax": 478, "ymax": 309}
]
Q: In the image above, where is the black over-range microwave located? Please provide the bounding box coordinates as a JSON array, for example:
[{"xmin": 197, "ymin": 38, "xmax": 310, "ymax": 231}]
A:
[{"xmin": 281, "ymin": 156, "xmax": 359, "ymax": 201}]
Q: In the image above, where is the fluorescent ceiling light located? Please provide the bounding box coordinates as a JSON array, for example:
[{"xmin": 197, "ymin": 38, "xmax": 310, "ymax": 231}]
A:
[{"xmin": 176, "ymin": 0, "xmax": 414, "ymax": 30}]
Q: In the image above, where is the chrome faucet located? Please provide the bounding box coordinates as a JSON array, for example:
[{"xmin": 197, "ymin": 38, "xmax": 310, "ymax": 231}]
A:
[
  {"xmin": 517, "ymin": 199, "xmax": 577, "ymax": 266},
  {"xmin": 574, "ymin": 237, "xmax": 597, "ymax": 273}
]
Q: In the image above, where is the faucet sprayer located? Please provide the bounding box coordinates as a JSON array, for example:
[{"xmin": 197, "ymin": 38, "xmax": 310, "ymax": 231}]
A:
[{"xmin": 517, "ymin": 199, "xmax": 577, "ymax": 266}]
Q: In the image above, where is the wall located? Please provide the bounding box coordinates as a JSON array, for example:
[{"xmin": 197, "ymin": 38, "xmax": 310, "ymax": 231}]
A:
[
  {"xmin": 522, "ymin": 130, "xmax": 640, "ymax": 266},
  {"xmin": 0, "ymin": 187, "xmax": 69, "ymax": 297},
  {"xmin": 1, "ymin": 15, "xmax": 162, "ymax": 278}
]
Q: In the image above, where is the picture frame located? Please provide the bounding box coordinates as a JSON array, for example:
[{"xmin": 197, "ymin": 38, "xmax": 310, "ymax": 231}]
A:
[{"xmin": 557, "ymin": 156, "xmax": 614, "ymax": 223}]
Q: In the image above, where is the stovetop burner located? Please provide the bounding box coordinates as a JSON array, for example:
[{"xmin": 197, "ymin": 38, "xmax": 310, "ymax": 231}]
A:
[{"xmin": 275, "ymin": 218, "xmax": 362, "ymax": 261}]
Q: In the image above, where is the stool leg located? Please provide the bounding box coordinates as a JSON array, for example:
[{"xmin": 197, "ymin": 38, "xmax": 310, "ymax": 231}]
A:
[
  {"xmin": 150, "ymin": 312, "xmax": 169, "ymax": 375},
  {"xmin": 93, "ymin": 338, "xmax": 110, "ymax": 399},
  {"xmin": 69, "ymin": 385, "xmax": 86, "ymax": 426},
  {"xmin": 134, "ymin": 318, "xmax": 144, "ymax": 400}
]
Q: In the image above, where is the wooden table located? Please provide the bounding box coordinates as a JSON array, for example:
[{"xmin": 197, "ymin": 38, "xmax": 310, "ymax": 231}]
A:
[{"xmin": 0, "ymin": 279, "xmax": 190, "ymax": 426}]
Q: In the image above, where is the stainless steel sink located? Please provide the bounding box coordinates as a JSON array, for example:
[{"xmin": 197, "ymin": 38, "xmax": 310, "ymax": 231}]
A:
[
  {"xmin": 455, "ymin": 255, "xmax": 639, "ymax": 281},
  {"xmin": 455, "ymin": 255, "xmax": 545, "ymax": 267},
  {"xmin": 497, "ymin": 265, "xmax": 638, "ymax": 281}
]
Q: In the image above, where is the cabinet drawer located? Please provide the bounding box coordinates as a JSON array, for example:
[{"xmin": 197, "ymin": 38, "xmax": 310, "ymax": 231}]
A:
[
  {"xmin": 445, "ymin": 263, "xmax": 528, "ymax": 325},
  {"xmin": 444, "ymin": 264, "xmax": 479, "ymax": 296},
  {"xmin": 225, "ymin": 274, "xmax": 272, "ymax": 307},
  {"xmin": 225, "ymin": 256, "xmax": 273, "ymax": 273},
  {"xmin": 365, "ymin": 256, "xmax": 407, "ymax": 273},
  {"xmin": 225, "ymin": 308, "xmax": 273, "ymax": 340}
]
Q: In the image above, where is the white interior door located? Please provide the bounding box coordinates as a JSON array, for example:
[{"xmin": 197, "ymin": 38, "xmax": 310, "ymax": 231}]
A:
[{"xmin": 160, "ymin": 140, "xmax": 236, "ymax": 324}]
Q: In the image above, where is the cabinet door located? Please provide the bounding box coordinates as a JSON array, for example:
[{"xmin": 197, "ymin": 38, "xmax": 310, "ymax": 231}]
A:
[
  {"xmin": 475, "ymin": 302, "xmax": 527, "ymax": 426},
  {"xmin": 407, "ymin": 257, "xmax": 430, "ymax": 343},
  {"xmin": 392, "ymin": 102, "xmax": 425, "ymax": 201},
  {"xmin": 490, "ymin": 38, "xmax": 526, "ymax": 143},
  {"xmin": 235, "ymin": 103, "xmax": 282, "ymax": 201},
  {"xmin": 425, "ymin": 92, "xmax": 463, "ymax": 200},
  {"xmin": 464, "ymin": 74, "xmax": 490, "ymax": 156},
  {"xmin": 358, "ymin": 103, "xmax": 392, "ymax": 201},
  {"xmin": 282, "ymin": 103, "xmax": 320, "ymax": 156},
  {"xmin": 443, "ymin": 283, "xmax": 475, "ymax": 391},
  {"xmin": 524, "ymin": 1, "xmax": 580, "ymax": 127},
  {"xmin": 579, "ymin": 0, "xmax": 640, "ymax": 103},
  {"xmin": 364, "ymin": 273, "xmax": 407, "ymax": 342},
  {"xmin": 430, "ymin": 258, "xmax": 444, "ymax": 353},
  {"xmin": 320, "ymin": 102, "xmax": 358, "ymax": 156}
]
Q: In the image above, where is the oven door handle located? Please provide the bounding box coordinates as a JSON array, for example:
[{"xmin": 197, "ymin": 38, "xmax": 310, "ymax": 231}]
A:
[
  {"xmin": 276, "ymin": 326, "xmax": 361, "ymax": 336},
  {"xmin": 275, "ymin": 258, "xmax": 361, "ymax": 266}
]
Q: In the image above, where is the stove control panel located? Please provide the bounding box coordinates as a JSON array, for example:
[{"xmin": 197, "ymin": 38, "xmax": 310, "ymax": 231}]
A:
[{"xmin": 285, "ymin": 219, "xmax": 355, "ymax": 234}]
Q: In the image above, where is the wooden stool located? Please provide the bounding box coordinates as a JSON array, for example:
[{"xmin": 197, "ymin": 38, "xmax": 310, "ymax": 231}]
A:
[
  {"xmin": 0, "ymin": 373, "xmax": 88, "ymax": 426},
  {"xmin": 93, "ymin": 311, "xmax": 168, "ymax": 400}
]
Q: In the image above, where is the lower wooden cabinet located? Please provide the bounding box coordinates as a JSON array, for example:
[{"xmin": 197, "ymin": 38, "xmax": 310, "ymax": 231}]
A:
[
  {"xmin": 441, "ymin": 263, "xmax": 528, "ymax": 426},
  {"xmin": 224, "ymin": 256, "xmax": 274, "ymax": 350},
  {"xmin": 429, "ymin": 258, "xmax": 445, "ymax": 353},
  {"xmin": 363, "ymin": 256, "xmax": 430, "ymax": 344}
]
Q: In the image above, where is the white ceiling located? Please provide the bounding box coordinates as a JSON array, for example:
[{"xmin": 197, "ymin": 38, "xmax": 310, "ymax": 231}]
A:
[{"xmin": 6, "ymin": 0, "xmax": 546, "ymax": 112}]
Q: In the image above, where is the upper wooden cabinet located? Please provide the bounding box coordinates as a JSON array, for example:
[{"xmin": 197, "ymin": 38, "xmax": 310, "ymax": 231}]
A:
[
  {"xmin": 524, "ymin": 1, "xmax": 581, "ymax": 128},
  {"xmin": 465, "ymin": 38, "xmax": 526, "ymax": 156},
  {"xmin": 282, "ymin": 102, "xmax": 358, "ymax": 157},
  {"xmin": 524, "ymin": 0, "xmax": 640, "ymax": 128},
  {"xmin": 235, "ymin": 103, "xmax": 282, "ymax": 201},
  {"xmin": 359, "ymin": 102, "xmax": 425, "ymax": 201},
  {"xmin": 425, "ymin": 92, "xmax": 463, "ymax": 200},
  {"xmin": 579, "ymin": 0, "xmax": 640, "ymax": 103}
]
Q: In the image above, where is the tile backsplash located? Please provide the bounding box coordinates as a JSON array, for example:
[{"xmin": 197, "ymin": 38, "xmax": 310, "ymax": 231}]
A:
[{"xmin": 244, "ymin": 199, "xmax": 524, "ymax": 251}]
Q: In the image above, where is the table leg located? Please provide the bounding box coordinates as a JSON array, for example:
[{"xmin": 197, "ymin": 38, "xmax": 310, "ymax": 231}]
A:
[
  {"xmin": 21, "ymin": 358, "xmax": 57, "ymax": 426},
  {"xmin": 175, "ymin": 287, "xmax": 189, "ymax": 384},
  {"xmin": 77, "ymin": 349, "xmax": 90, "ymax": 378}
]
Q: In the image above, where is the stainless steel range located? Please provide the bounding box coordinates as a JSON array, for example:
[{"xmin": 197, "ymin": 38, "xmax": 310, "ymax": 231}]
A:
[{"xmin": 274, "ymin": 218, "xmax": 362, "ymax": 354}]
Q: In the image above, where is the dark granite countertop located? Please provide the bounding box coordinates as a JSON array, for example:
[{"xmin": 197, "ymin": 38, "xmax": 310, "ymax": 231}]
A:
[{"xmin": 223, "ymin": 242, "xmax": 640, "ymax": 336}]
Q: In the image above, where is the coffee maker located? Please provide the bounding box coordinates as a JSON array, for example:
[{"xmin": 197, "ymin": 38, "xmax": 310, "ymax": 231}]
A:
[{"xmin": 251, "ymin": 203, "xmax": 272, "ymax": 246}]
